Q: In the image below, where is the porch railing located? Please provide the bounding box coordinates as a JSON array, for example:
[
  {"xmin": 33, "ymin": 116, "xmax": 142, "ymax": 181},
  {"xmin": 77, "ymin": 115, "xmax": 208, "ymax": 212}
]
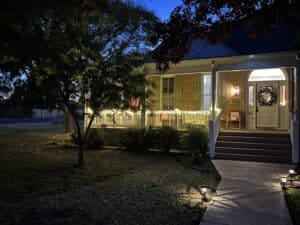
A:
[
  {"xmin": 88, "ymin": 109, "xmax": 211, "ymax": 129},
  {"xmin": 146, "ymin": 110, "xmax": 211, "ymax": 128}
]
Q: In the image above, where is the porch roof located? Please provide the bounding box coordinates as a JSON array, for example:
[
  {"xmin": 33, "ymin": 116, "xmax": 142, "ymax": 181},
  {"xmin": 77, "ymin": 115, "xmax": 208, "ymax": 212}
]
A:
[{"xmin": 147, "ymin": 50, "xmax": 300, "ymax": 75}]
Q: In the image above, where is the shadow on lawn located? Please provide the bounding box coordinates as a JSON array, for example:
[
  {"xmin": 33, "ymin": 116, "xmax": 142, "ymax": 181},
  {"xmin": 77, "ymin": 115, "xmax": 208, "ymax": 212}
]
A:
[{"xmin": 0, "ymin": 129, "xmax": 220, "ymax": 225}]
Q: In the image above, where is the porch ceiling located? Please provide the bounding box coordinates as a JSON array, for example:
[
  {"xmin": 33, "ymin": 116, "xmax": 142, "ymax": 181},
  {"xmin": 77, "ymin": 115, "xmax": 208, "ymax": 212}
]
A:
[{"xmin": 147, "ymin": 51, "xmax": 300, "ymax": 75}]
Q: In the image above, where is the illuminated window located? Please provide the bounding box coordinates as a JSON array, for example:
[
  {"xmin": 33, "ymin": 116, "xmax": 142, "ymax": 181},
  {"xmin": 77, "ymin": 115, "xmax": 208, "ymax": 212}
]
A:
[
  {"xmin": 162, "ymin": 78, "xmax": 174, "ymax": 110},
  {"xmin": 248, "ymin": 86, "xmax": 254, "ymax": 106},
  {"xmin": 248, "ymin": 68, "xmax": 285, "ymax": 81},
  {"xmin": 280, "ymin": 85, "xmax": 286, "ymax": 106}
]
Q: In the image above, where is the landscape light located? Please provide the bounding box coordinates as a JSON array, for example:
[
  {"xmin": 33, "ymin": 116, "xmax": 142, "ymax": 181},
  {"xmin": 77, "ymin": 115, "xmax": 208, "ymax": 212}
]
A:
[
  {"xmin": 200, "ymin": 187, "xmax": 208, "ymax": 202},
  {"xmin": 289, "ymin": 169, "xmax": 296, "ymax": 175},
  {"xmin": 289, "ymin": 169, "xmax": 297, "ymax": 185},
  {"xmin": 280, "ymin": 177, "xmax": 287, "ymax": 188}
]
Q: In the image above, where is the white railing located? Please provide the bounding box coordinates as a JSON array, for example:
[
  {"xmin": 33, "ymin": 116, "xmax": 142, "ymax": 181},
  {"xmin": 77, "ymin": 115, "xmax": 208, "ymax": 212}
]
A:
[
  {"xmin": 146, "ymin": 110, "xmax": 211, "ymax": 128},
  {"xmin": 91, "ymin": 110, "xmax": 142, "ymax": 128},
  {"xmin": 209, "ymin": 111, "xmax": 222, "ymax": 158},
  {"xmin": 88, "ymin": 109, "xmax": 211, "ymax": 129}
]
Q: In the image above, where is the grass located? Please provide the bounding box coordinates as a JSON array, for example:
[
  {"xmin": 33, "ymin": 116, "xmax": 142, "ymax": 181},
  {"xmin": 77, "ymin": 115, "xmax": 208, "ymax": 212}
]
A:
[{"xmin": 0, "ymin": 124, "xmax": 220, "ymax": 225}]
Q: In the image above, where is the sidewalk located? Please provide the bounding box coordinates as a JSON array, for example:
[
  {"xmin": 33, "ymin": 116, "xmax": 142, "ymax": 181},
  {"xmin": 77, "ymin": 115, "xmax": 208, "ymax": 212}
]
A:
[{"xmin": 200, "ymin": 160, "xmax": 293, "ymax": 225}]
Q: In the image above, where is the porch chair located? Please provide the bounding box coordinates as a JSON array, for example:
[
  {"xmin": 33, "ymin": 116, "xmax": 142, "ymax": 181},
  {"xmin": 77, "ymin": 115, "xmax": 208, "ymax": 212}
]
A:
[{"xmin": 226, "ymin": 111, "xmax": 241, "ymax": 129}]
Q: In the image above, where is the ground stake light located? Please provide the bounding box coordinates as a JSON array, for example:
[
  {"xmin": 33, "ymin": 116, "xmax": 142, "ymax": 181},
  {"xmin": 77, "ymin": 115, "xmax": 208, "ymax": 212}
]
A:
[
  {"xmin": 280, "ymin": 177, "xmax": 287, "ymax": 189},
  {"xmin": 289, "ymin": 169, "xmax": 296, "ymax": 185},
  {"xmin": 200, "ymin": 187, "xmax": 208, "ymax": 202}
]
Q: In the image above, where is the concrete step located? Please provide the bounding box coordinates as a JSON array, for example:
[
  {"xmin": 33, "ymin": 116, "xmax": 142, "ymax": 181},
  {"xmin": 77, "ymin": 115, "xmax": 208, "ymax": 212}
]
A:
[
  {"xmin": 215, "ymin": 153, "xmax": 291, "ymax": 164},
  {"xmin": 216, "ymin": 141, "xmax": 292, "ymax": 151},
  {"xmin": 217, "ymin": 135, "xmax": 291, "ymax": 144},
  {"xmin": 216, "ymin": 147, "xmax": 292, "ymax": 156},
  {"xmin": 219, "ymin": 131, "xmax": 289, "ymax": 138}
]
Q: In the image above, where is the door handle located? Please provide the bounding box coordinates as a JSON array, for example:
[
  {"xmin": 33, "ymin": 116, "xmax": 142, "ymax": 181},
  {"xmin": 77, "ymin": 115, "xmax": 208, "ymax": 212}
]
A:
[{"xmin": 256, "ymin": 106, "xmax": 258, "ymax": 112}]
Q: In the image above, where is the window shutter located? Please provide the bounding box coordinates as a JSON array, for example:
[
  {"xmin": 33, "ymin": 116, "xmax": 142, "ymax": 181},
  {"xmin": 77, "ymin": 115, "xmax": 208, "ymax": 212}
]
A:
[
  {"xmin": 193, "ymin": 74, "xmax": 202, "ymax": 110},
  {"xmin": 174, "ymin": 75, "xmax": 183, "ymax": 109}
]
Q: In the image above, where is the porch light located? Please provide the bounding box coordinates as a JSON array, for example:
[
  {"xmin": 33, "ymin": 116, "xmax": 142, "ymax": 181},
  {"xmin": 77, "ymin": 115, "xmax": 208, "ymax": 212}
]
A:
[
  {"xmin": 231, "ymin": 86, "xmax": 240, "ymax": 97},
  {"xmin": 280, "ymin": 177, "xmax": 287, "ymax": 188}
]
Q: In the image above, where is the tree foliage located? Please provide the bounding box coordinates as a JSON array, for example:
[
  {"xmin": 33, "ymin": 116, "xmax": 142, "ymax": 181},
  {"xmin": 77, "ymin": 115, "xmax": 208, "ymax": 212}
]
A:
[
  {"xmin": 151, "ymin": 0, "xmax": 300, "ymax": 70},
  {"xmin": 0, "ymin": 0, "xmax": 159, "ymax": 167}
]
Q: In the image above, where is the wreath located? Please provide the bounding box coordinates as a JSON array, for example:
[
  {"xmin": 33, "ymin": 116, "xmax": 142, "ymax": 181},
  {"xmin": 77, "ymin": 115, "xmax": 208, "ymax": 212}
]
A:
[{"xmin": 257, "ymin": 86, "xmax": 277, "ymax": 106}]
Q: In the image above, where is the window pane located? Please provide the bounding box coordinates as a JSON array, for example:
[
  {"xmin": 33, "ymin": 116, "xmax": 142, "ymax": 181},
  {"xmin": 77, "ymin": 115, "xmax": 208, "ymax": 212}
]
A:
[
  {"xmin": 162, "ymin": 78, "xmax": 174, "ymax": 110},
  {"xmin": 203, "ymin": 75, "xmax": 211, "ymax": 94},
  {"xmin": 249, "ymin": 86, "xmax": 254, "ymax": 106},
  {"xmin": 280, "ymin": 85, "xmax": 286, "ymax": 106},
  {"xmin": 203, "ymin": 95, "xmax": 211, "ymax": 111},
  {"xmin": 163, "ymin": 78, "xmax": 168, "ymax": 93},
  {"xmin": 169, "ymin": 78, "xmax": 174, "ymax": 93}
]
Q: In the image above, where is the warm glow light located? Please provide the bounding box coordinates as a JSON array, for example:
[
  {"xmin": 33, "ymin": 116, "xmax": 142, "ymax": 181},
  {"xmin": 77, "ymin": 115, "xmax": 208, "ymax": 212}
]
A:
[{"xmin": 249, "ymin": 68, "xmax": 285, "ymax": 81}]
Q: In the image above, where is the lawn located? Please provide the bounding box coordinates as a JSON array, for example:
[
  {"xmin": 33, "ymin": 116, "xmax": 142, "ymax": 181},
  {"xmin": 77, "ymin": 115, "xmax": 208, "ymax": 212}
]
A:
[{"xmin": 0, "ymin": 124, "xmax": 219, "ymax": 225}]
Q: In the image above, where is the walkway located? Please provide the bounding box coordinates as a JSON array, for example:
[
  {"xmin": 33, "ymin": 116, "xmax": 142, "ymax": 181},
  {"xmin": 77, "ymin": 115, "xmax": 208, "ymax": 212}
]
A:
[{"xmin": 200, "ymin": 160, "xmax": 293, "ymax": 225}]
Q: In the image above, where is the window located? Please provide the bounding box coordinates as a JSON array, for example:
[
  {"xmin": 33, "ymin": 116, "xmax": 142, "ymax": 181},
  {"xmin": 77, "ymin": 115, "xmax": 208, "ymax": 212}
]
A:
[
  {"xmin": 248, "ymin": 86, "xmax": 254, "ymax": 106},
  {"xmin": 248, "ymin": 68, "xmax": 285, "ymax": 81},
  {"xmin": 162, "ymin": 78, "xmax": 174, "ymax": 110},
  {"xmin": 280, "ymin": 85, "xmax": 286, "ymax": 106},
  {"xmin": 203, "ymin": 74, "xmax": 212, "ymax": 111}
]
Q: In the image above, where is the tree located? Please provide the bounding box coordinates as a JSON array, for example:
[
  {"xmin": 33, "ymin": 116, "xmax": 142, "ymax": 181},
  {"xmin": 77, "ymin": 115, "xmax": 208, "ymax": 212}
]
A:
[
  {"xmin": 151, "ymin": 0, "xmax": 300, "ymax": 70},
  {"xmin": 23, "ymin": 1, "xmax": 158, "ymax": 167}
]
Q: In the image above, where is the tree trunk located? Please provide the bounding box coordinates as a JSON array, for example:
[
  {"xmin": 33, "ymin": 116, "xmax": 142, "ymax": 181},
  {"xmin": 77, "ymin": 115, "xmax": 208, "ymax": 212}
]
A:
[
  {"xmin": 78, "ymin": 141, "xmax": 84, "ymax": 167},
  {"xmin": 60, "ymin": 104, "xmax": 74, "ymax": 133}
]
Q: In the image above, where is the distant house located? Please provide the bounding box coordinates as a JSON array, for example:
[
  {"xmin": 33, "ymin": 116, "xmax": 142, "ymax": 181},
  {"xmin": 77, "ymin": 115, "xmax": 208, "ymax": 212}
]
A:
[{"xmin": 85, "ymin": 26, "xmax": 300, "ymax": 164}]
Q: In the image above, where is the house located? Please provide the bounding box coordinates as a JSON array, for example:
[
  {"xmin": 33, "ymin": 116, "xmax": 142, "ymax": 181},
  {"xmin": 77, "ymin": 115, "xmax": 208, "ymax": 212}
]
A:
[{"xmin": 84, "ymin": 26, "xmax": 300, "ymax": 164}]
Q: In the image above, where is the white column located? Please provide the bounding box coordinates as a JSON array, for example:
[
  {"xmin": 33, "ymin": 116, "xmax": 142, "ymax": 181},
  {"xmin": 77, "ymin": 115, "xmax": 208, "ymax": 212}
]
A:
[
  {"xmin": 211, "ymin": 61, "xmax": 216, "ymax": 119},
  {"xmin": 292, "ymin": 66, "xmax": 300, "ymax": 164},
  {"xmin": 209, "ymin": 120, "xmax": 216, "ymax": 158}
]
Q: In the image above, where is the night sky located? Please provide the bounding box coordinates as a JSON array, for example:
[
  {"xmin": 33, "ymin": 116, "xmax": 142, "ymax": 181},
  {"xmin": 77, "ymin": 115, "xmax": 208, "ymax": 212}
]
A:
[{"xmin": 133, "ymin": 0, "xmax": 182, "ymax": 21}]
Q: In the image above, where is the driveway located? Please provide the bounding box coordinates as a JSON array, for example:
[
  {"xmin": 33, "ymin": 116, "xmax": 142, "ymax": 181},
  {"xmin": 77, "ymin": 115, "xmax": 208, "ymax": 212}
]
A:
[{"xmin": 200, "ymin": 159, "xmax": 293, "ymax": 225}]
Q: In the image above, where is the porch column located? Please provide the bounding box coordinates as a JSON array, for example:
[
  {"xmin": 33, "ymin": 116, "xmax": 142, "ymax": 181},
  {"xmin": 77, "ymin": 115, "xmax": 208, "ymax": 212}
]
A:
[
  {"xmin": 211, "ymin": 60, "xmax": 217, "ymax": 119},
  {"xmin": 292, "ymin": 66, "xmax": 300, "ymax": 164},
  {"xmin": 140, "ymin": 103, "xmax": 146, "ymax": 126}
]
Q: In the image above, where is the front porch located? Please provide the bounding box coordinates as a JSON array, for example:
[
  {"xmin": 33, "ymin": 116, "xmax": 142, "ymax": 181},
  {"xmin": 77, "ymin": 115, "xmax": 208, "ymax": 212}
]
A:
[{"xmin": 84, "ymin": 52, "xmax": 300, "ymax": 164}]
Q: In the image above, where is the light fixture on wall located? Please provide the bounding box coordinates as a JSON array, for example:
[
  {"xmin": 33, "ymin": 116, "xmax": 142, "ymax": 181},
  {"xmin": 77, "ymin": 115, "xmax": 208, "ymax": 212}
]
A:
[{"xmin": 231, "ymin": 86, "xmax": 240, "ymax": 97}]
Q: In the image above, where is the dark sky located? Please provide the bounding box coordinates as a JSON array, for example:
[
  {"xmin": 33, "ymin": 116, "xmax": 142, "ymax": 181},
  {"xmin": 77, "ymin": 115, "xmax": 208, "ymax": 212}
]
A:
[{"xmin": 134, "ymin": 0, "xmax": 182, "ymax": 21}]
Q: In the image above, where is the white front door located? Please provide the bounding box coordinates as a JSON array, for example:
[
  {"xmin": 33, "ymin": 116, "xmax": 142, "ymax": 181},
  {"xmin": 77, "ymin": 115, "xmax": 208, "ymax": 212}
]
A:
[{"xmin": 256, "ymin": 82, "xmax": 279, "ymax": 128}]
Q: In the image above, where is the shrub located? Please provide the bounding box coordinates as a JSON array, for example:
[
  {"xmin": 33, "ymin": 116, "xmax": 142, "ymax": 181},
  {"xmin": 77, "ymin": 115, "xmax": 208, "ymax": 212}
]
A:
[
  {"xmin": 181, "ymin": 125, "xmax": 208, "ymax": 163},
  {"xmin": 144, "ymin": 127, "xmax": 160, "ymax": 149},
  {"xmin": 156, "ymin": 126, "xmax": 180, "ymax": 152},
  {"xmin": 119, "ymin": 127, "xmax": 148, "ymax": 151},
  {"xmin": 86, "ymin": 128, "xmax": 105, "ymax": 149}
]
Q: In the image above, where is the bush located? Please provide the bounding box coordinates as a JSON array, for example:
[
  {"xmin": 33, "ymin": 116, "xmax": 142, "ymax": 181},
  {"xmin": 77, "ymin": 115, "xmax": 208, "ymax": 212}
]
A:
[
  {"xmin": 119, "ymin": 126, "xmax": 181, "ymax": 152},
  {"xmin": 86, "ymin": 128, "xmax": 105, "ymax": 149},
  {"xmin": 181, "ymin": 125, "xmax": 208, "ymax": 163},
  {"xmin": 156, "ymin": 126, "xmax": 180, "ymax": 152},
  {"xmin": 119, "ymin": 127, "xmax": 148, "ymax": 151}
]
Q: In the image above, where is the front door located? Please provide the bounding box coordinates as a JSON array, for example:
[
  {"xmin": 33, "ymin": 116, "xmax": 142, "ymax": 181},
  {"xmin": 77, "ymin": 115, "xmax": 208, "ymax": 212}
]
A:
[{"xmin": 256, "ymin": 82, "xmax": 278, "ymax": 128}]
